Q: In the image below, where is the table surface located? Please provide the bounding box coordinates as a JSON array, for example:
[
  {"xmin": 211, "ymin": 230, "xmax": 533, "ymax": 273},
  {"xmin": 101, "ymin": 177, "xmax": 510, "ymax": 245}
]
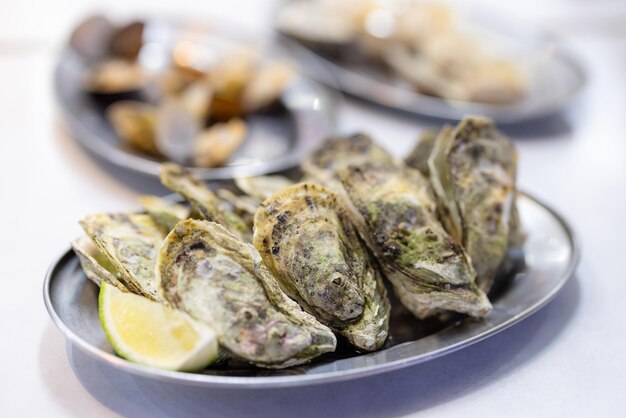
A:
[{"xmin": 1, "ymin": 0, "xmax": 625, "ymax": 417}]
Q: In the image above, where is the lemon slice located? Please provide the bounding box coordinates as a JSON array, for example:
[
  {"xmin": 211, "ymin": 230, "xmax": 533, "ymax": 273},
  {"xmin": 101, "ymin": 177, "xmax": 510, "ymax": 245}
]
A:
[{"xmin": 99, "ymin": 282, "xmax": 218, "ymax": 371}]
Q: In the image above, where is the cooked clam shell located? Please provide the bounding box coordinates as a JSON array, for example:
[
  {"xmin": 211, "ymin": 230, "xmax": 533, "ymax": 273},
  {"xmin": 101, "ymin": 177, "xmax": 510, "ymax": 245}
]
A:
[
  {"xmin": 107, "ymin": 101, "xmax": 160, "ymax": 156},
  {"xmin": 157, "ymin": 219, "xmax": 337, "ymax": 368},
  {"xmin": 159, "ymin": 164, "xmax": 251, "ymax": 241},
  {"xmin": 338, "ymin": 161, "xmax": 491, "ymax": 319},
  {"xmin": 234, "ymin": 175, "xmax": 295, "ymax": 202},
  {"xmin": 193, "ymin": 118, "xmax": 247, "ymax": 168},
  {"xmin": 242, "ymin": 61, "xmax": 295, "ymax": 112},
  {"xmin": 139, "ymin": 195, "xmax": 190, "ymax": 233},
  {"xmin": 84, "ymin": 59, "xmax": 146, "ymax": 95},
  {"xmin": 429, "ymin": 117, "xmax": 518, "ymax": 291},
  {"xmin": 254, "ymin": 183, "xmax": 390, "ymax": 350},
  {"xmin": 71, "ymin": 235, "xmax": 127, "ymax": 291},
  {"xmin": 79, "ymin": 213, "xmax": 164, "ymax": 301}
]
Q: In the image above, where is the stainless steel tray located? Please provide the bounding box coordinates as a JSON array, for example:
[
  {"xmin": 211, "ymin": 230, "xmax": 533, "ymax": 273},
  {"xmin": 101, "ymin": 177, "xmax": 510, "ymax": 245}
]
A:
[
  {"xmin": 55, "ymin": 17, "xmax": 337, "ymax": 180},
  {"xmin": 44, "ymin": 192, "xmax": 579, "ymax": 389}
]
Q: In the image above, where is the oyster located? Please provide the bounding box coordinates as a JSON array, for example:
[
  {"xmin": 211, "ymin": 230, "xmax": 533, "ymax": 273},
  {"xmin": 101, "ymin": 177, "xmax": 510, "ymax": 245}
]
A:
[
  {"xmin": 404, "ymin": 129, "xmax": 437, "ymax": 177},
  {"xmin": 301, "ymin": 133, "xmax": 396, "ymax": 190},
  {"xmin": 139, "ymin": 195, "xmax": 190, "ymax": 233},
  {"xmin": 254, "ymin": 183, "xmax": 390, "ymax": 351},
  {"xmin": 71, "ymin": 235, "xmax": 127, "ymax": 291},
  {"xmin": 216, "ymin": 188, "xmax": 258, "ymax": 228},
  {"xmin": 107, "ymin": 101, "xmax": 160, "ymax": 156},
  {"xmin": 428, "ymin": 117, "xmax": 519, "ymax": 291},
  {"xmin": 159, "ymin": 164, "xmax": 251, "ymax": 241},
  {"xmin": 234, "ymin": 175, "xmax": 295, "ymax": 202},
  {"xmin": 157, "ymin": 219, "xmax": 337, "ymax": 368},
  {"xmin": 80, "ymin": 213, "xmax": 164, "ymax": 301},
  {"xmin": 337, "ymin": 160, "xmax": 491, "ymax": 318},
  {"xmin": 193, "ymin": 118, "xmax": 247, "ymax": 168}
]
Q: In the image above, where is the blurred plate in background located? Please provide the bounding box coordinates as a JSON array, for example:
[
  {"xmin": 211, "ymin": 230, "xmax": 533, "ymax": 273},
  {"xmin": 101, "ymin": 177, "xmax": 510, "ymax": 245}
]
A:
[
  {"xmin": 276, "ymin": 1, "xmax": 586, "ymax": 123},
  {"xmin": 55, "ymin": 16, "xmax": 337, "ymax": 180}
]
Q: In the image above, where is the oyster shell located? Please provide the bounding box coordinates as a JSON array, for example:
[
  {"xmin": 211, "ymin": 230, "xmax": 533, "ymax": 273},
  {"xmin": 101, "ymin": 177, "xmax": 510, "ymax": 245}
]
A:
[
  {"xmin": 193, "ymin": 118, "xmax": 247, "ymax": 168},
  {"xmin": 71, "ymin": 235, "xmax": 127, "ymax": 291},
  {"xmin": 80, "ymin": 213, "xmax": 164, "ymax": 301},
  {"xmin": 404, "ymin": 129, "xmax": 437, "ymax": 177},
  {"xmin": 428, "ymin": 117, "xmax": 519, "ymax": 291},
  {"xmin": 301, "ymin": 133, "xmax": 396, "ymax": 190},
  {"xmin": 107, "ymin": 101, "xmax": 160, "ymax": 156},
  {"xmin": 159, "ymin": 164, "xmax": 251, "ymax": 241},
  {"xmin": 337, "ymin": 160, "xmax": 491, "ymax": 318},
  {"xmin": 234, "ymin": 175, "xmax": 295, "ymax": 202},
  {"xmin": 156, "ymin": 219, "xmax": 337, "ymax": 368},
  {"xmin": 139, "ymin": 195, "xmax": 190, "ymax": 233},
  {"xmin": 254, "ymin": 183, "xmax": 389, "ymax": 351},
  {"xmin": 216, "ymin": 188, "xmax": 258, "ymax": 229}
]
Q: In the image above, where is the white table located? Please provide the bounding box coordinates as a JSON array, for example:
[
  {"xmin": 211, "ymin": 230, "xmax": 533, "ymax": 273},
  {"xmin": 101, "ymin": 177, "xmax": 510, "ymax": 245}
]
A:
[{"xmin": 1, "ymin": 0, "xmax": 625, "ymax": 416}]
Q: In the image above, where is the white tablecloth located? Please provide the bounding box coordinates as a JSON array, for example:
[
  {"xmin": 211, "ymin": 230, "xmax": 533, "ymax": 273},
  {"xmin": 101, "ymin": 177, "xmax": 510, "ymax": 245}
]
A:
[{"xmin": 1, "ymin": 0, "xmax": 625, "ymax": 416}]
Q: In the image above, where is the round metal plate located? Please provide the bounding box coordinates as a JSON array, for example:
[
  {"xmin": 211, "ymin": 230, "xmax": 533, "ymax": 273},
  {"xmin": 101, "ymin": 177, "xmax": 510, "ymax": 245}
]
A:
[
  {"xmin": 43, "ymin": 192, "xmax": 579, "ymax": 389},
  {"xmin": 276, "ymin": 6, "xmax": 586, "ymax": 123},
  {"xmin": 54, "ymin": 17, "xmax": 337, "ymax": 180}
]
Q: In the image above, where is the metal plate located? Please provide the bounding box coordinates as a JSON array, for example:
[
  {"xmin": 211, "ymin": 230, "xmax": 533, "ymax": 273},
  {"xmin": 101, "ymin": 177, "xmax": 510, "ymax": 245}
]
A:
[
  {"xmin": 276, "ymin": 5, "xmax": 586, "ymax": 123},
  {"xmin": 43, "ymin": 192, "xmax": 579, "ymax": 388},
  {"xmin": 54, "ymin": 18, "xmax": 337, "ymax": 180}
]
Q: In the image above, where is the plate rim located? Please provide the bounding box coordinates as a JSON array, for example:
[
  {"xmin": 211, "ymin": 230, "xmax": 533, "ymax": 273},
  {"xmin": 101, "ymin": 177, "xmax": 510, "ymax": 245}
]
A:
[
  {"xmin": 43, "ymin": 191, "xmax": 580, "ymax": 389},
  {"xmin": 54, "ymin": 19, "xmax": 338, "ymax": 181}
]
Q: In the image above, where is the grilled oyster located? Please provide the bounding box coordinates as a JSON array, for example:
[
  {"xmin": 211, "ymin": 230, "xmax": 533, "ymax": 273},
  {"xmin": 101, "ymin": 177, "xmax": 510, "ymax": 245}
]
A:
[
  {"xmin": 428, "ymin": 117, "xmax": 519, "ymax": 291},
  {"xmin": 234, "ymin": 175, "xmax": 295, "ymax": 202},
  {"xmin": 157, "ymin": 219, "xmax": 337, "ymax": 368},
  {"xmin": 71, "ymin": 236, "xmax": 127, "ymax": 291},
  {"xmin": 80, "ymin": 213, "xmax": 164, "ymax": 301},
  {"xmin": 159, "ymin": 164, "xmax": 251, "ymax": 241},
  {"xmin": 254, "ymin": 183, "xmax": 389, "ymax": 351},
  {"xmin": 337, "ymin": 161, "xmax": 491, "ymax": 319},
  {"xmin": 405, "ymin": 129, "xmax": 437, "ymax": 177},
  {"xmin": 139, "ymin": 195, "xmax": 190, "ymax": 233},
  {"xmin": 301, "ymin": 133, "xmax": 396, "ymax": 190}
]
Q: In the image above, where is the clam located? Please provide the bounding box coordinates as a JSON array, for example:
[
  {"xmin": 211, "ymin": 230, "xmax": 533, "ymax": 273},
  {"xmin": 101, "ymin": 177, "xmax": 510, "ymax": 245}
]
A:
[
  {"xmin": 242, "ymin": 61, "xmax": 295, "ymax": 112},
  {"xmin": 84, "ymin": 59, "xmax": 147, "ymax": 95},
  {"xmin": 193, "ymin": 118, "xmax": 247, "ymax": 168},
  {"xmin": 428, "ymin": 117, "xmax": 519, "ymax": 291},
  {"xmin": 106, "ymin": 100, "xmax": 160, "ymax": 156},
  {"xmin": 79, "ymin": 213, "xmax": 165, "ymax": 301},
  {"xmin": 156, "ymin": 219, "xmax": 337, "ymax": 368},
  {"xmin": 159, "ymin": 164, "xmax": 251, "ymax": 241},
  {"xmin": 254, "ymin": 183, "xmax": 390, "ymax": 351}
]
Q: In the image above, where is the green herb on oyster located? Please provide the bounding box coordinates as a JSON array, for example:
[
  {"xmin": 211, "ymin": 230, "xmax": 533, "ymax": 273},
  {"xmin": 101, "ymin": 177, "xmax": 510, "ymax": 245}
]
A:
[
  {"xmin": 156, "ymin": 219, "xmax": 337, "ymax": 368},
  {"xmin": 254, "ymin": 183, "xmax": 390, "ymax": 351}
]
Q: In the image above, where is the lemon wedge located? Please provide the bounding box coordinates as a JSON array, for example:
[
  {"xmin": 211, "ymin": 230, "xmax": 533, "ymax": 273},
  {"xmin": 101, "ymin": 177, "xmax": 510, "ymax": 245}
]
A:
[{"xmin": 99, "ymin": 282, "xmax": 218, "ymax": 371}]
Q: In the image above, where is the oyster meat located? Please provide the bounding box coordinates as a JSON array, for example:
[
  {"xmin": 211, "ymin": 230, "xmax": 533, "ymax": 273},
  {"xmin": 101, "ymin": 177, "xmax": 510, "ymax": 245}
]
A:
[
  {"xmin": 159, "ymin": 164, "xmax": 251, "ymax": 241},
  {"xmin": 71, "ymin": 235, "xmax": 127, "ymax": 291},
  {"xmin": 157, "ymin": 219, "xmax": 337, "ymax": 368},
  {"xmin": 254, "ymin": 183, "xmax": 390, "ymax": 351},
  {"xmin": 428, "ymin": 117, "xmax": 519, "ymax": 291},
  {"xmin": 80, "ymin": 213, "xmax": 164, "ymax": 301},
  {"xmin": 338, "ymin": 163, "xmax": 491, "ymax": 318},
  {"xmin": 139, "ymin": 195, "xmax": 190, "ymax": 233}
]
